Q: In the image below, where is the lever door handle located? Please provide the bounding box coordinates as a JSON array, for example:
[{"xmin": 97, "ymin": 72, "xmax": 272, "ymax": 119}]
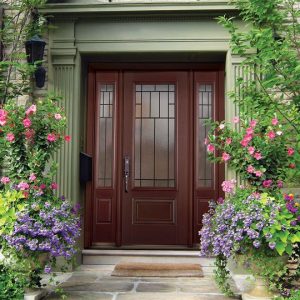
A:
[{"xmin": 124, "ymin": 156, "xmax": 130, "ymax": 193}]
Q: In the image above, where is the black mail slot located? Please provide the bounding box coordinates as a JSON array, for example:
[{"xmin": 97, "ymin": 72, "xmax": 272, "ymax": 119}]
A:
[{"xmin": 80, "ymin": 152, "xmax": 92, "ymax": 184}]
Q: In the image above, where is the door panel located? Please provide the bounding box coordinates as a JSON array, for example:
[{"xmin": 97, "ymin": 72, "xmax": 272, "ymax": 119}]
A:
[
  {"xmin": 85, "ymin": 67, "xmax": 224, "ymax": 248},
  {"xmin": 122, "ymin": 72, "xmax": 190, "ymax": 245},
  {"xmin": 193, "ymin": 71, "xmax": 225, "ymax": 243}
]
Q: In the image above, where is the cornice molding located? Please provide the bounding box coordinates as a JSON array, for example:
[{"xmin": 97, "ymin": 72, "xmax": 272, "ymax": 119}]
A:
[{"xmin": 41, "ymin": 1, "xmax": 236, "ymax": 14}]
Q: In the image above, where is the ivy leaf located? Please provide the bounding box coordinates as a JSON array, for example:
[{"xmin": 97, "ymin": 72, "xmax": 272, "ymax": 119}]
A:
[
  {"xmin": 278, "ymin": 231, "xmax": 289, "ymax": 243},
  {"xmin": 275, "ymin": 241, "xmax": 286, "ymax": 256}
]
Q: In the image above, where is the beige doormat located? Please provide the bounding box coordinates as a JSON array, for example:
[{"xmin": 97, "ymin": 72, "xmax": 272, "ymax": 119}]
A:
[{"xmin": 111, "ymin": 262, "xmax": 203, "ymax": 277}]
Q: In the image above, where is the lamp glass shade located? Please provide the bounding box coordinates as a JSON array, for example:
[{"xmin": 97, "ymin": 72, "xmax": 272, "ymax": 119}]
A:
[{"xmin": 25, "ymin": 35, "xmax": 46, "ymax": 64}]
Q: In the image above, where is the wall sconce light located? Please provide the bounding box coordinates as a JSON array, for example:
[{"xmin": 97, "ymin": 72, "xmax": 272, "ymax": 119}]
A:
[{"xmin": 25, "ymin": 35, "xmax": 46, "ymax": 88}]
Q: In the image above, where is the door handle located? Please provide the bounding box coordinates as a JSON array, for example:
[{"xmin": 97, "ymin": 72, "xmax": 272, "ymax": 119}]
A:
[{"xmin": 124, "ymin": 156, "xmax": 130, "ymax": 193}]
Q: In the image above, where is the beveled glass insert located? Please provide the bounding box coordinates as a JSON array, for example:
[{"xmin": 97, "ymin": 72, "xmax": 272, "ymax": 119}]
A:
[
  {"xmin": 98, "ymin": 84, "xmax": 114, "ymax": 187},
  {"xmin": 198, "ymin": 84, "xmax": 214, "ymax": 187},
  {"xmin": 135, "ymin": 84, "xmax": 175, "ymax": 187}
]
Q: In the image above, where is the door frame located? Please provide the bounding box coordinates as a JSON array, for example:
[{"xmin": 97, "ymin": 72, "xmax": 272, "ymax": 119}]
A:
[{"xmin": 84, "ymin": 63, "xmax": 225, "ymax": 249}]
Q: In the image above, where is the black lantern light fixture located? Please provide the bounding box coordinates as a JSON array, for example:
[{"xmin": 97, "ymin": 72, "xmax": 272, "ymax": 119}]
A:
[{"xmin": 25, "ymin": 35, "xmax": 46, "ymax": 88}]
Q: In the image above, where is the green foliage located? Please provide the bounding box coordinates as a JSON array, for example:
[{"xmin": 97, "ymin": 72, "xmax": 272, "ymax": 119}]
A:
[
  {"xmin": 0, "ymin": 190, "xmax": 25, "ymax": 235},
  {"xmin": 0, "ymin": 263, "xmax": 27, "ymax": 300},
  {"xmin": 214, "ymin": 255, "xmax": 235, "ymax": 297}
]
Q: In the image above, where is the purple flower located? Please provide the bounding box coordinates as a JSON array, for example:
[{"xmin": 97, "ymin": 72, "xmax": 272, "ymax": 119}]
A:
[
  {"xmin": 290, "ymin": 220, "xmax": 297, "ymax": 226},
  {"xmin": 268, "ymin": 242, "xmax": 276, "ymax": 250},
  {"xmin": 44, "ymin": 265, "xmax": 51, "ymax": 274},
  {"xmin": 253, "ymin": 240, "xmax": 261, "ymax": 248}
]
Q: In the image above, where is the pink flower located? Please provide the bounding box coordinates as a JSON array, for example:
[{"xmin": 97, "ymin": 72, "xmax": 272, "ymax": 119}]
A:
[
  {"xmin": 244, "ymin": 134, "xmax": 253, "ymax": 142},
  {"xmin": 249, "ymin": 119, "xmax": 257, "ymax": 128},
  {"xmin": 0, "ymin": 109, "xmax": 7, "ymax": 118},
  {"xmin": 6, "ymin": 133, "xmax": 15, "ymax": 142},
  {"xmin": 29, "ymin": 173, "xmax": 36, "ymax": 181},
  {"xmin": 246, "ymin": 127, "xmax": 254, "ymax": 135},
  {"xmin": 225, "ymin": 138, "xmax": 232, "ymax": 145},
  {"xmin": 240, "ymin": 139, "xmax": 249, "ymax": 147},
  {"xmin": 51, "ymin": 182, "xmax": 58, "ymax": 190},
  {"xmin": 24, "ymin": 129, "xmax": 35, "ymax": 140},
  {"xmin": 247, "ymin": 165, "xmax": 255, "ymax": 173},
  {"xmin": 289, "ymin": 163, "xmax": 296, "ymax": 169},
  {"xmin": 287, "ymin": 147, "xmax": 295, "ymax": 156},
  {"xmin": 252, "ymin": 192, "xmax": 261, "ymax": 199},
  {"xmin": 64, "ymin": 135, "xmax": 71, "ymax": 142},
  {"xmin": 22, "ymin": 118, "xmax": 31, "ymax": 128},
  {"xmin": 221, "ymin": 179, "xmax": 236, "ymax": 194},
  {"xmin": 54, "ymin": 113, "xmax": 62, "ymax": 120},
  {"xmin": 47, "ymin": 133, "xmax": 57, "ymax": 142},
  {"xmin": 40, "ymin": 184, "xmax": 46, "ymax": 190},
  {"xmin": 0, "ymin": 118, "xmax": 7, "ymax": 126},
  {"xmin": 271, "ymin": 118, "xmax": 279, "ymax": 126},
  {"xmin": 207, "ymin": 144, "xmax": 215, "ymax": 153},
  {"xmin": 233, "ymin": 116, "xmax": 240, "ymax": 124},
  {"xmin": 248, "ymin": 146, "xmax": 255, "ymax": 155},
  {"xmin": 254, "ymin": 152, "xmax": 262, "ymax": 160},
  {"xmin": 222, "ymin": 152, "xmax": 231, "ymax": 162},
  {"xmin": 263, "ymin": 180, "xmax": 273, "ymax": 188},
  {"xmin": 277, "ymin": 180, "xmax": 283, "ymax": 188},
  {"xmin": 25, "ymin": 105, "xmax": 36, "ymax": 115},
  {"xmin": 267, "ymin": 131, "xmax": 276, "ymax": 139},
  {"xmin": 17, "ymin": 182, "xmax": 30, "ymax": 190},
  {"xmin": 1, "ymin": 177, "xmax": 10, "ymax": 184},
  {"xmin": 254, "ymin": 170, "xmax": 263, "ymax": 177}
]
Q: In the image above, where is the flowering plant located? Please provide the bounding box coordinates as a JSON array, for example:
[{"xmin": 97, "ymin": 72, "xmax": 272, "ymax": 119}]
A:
[
  {"xmin": 0, "ymin": 96, "xmax": 80, "ymax": 293},
  {"xmin": 200, "ymin": 183, "xmax": 300, "ymax": 295},
  {"xmin": 0, "ymin": 95, "xmax": 70, "ymax": 180},
  {"xmin": 205, "ymin": 116, "xmax": 299, "ymax": 190}
]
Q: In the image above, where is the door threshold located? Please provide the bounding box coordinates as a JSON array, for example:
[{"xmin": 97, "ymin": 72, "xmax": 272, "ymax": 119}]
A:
[{"xmin": 90, "ymin": 244, "xmax": 200, "ymax": 250}]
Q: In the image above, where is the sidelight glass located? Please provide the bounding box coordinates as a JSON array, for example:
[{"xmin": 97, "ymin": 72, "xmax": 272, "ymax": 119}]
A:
[
  {"xmin": 97, "ymin": 84, "xmax": 114, "ymax": 187},
  {"xmin": 135, "ymin": 84, "xmax": 175, "ymax": 187},
  {"xmin": 198, "ymin": 84, "xmax": 214, "ymax": 187}
]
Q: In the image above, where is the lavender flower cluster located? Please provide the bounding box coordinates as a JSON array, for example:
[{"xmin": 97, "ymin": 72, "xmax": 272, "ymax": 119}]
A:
[
  {"xmin": 5, "ymin": 198, "xmax": 81, "ymax": 260},
  {"xmin": 200, "ymin": 195, "xmax": 280, "ymax": 258}
]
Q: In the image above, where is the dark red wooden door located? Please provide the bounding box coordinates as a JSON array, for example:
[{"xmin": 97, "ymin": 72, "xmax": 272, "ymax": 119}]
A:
[
  {"xmin": 85, "ymin": 66, "xmax": 224, "ymax": 248},
  {"xmin": 122, "ymin": 72, "xmax": 190, "ymax": 245}
]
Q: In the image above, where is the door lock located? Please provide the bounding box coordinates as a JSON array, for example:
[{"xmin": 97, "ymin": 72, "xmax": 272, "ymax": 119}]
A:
[{"xmin": 124, "ymin": 156, "xmax": 130, "ymax": 193}]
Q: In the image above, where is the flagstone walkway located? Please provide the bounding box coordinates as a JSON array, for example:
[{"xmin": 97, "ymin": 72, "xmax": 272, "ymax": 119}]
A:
[{"xmin": 45, "ymin": 264, "xmax": 240, "ymax": 300}]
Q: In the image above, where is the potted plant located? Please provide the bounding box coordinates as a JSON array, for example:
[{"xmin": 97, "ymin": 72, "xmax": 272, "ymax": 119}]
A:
[
  {"xmin": 0, "ymin": 96, "xmax": 81, "ymax": 297},
  {"xmin": 200, "ymin": 115, "xmax": 300, "ymax": 299}
]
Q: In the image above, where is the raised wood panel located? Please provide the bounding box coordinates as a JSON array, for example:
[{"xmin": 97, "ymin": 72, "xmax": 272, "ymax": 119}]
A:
[
  {"xmin": 133, "ymin": 199, "xmax": 175, "ymax": 224},
  {"xmin": 96, "ymin": 198, "xmax": 112, "ymax": 224}
]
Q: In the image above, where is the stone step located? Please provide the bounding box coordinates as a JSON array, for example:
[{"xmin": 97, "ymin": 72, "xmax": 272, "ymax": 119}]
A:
[{"xmin": 82, "ymin": 249, "xmax": 213, "ymax": 266}]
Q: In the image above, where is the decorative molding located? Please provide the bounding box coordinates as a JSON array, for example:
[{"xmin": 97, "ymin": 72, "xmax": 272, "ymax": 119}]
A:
[
  {"xmin": 51, "ymin": 47, "xmax": 77, "ymax": 65},
  {"xmin": 41, "ymin": 2, "xmax": 237, "ymax": 14},
  {"xmin": 53, "ymin": 65, "xmax": 75, "ymax": 200}
]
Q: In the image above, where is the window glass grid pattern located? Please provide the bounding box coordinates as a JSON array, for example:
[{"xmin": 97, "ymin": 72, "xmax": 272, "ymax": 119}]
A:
[
  {"xmin": 135, "ymin": 84, "xmax": 175, "ymax": 187},
  {"xmin": 198, "ymin": 84, "xmax": 214, "ymax": 187},
  {"xmin": 98, "ymin": 84, "xmax": 114, "ymax": 187}
]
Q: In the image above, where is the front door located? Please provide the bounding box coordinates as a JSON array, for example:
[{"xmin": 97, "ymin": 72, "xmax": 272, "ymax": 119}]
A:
[{"xmin": 85, "ymin": 66, "xmax": 224, "ymax": 248}]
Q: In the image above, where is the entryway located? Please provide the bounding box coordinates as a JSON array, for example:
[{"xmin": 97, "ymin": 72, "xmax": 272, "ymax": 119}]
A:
[{"xmin": 85, "ymin": 64, "xmax": 224, "ymax": 248}]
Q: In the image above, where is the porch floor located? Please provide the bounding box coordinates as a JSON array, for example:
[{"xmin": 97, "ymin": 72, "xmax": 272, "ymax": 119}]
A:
[{"xmin": 44, "ymin": 260, "xmax": 240, "ymax": 300}]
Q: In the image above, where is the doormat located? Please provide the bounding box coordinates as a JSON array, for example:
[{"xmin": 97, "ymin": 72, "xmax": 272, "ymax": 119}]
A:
[{"xmin": 111, "ymin": 262, "xmax": 203, "ymax": 277}]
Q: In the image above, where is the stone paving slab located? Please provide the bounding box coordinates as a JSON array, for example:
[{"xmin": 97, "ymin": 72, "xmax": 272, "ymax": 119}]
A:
[
  {"xmin": 116, "ymin": 293, "xmax": 235, "ymax": 300},
  {"xmin": 136, "ymin": 282, "xmax": 177, "ymax": 293},
  {"xmin": 63, "ymin": 281, "xmax": 134, "ymax": 293},
  {"xmin": 47, "ymin": 292, "xmax": 113, "ymax": 300}
]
